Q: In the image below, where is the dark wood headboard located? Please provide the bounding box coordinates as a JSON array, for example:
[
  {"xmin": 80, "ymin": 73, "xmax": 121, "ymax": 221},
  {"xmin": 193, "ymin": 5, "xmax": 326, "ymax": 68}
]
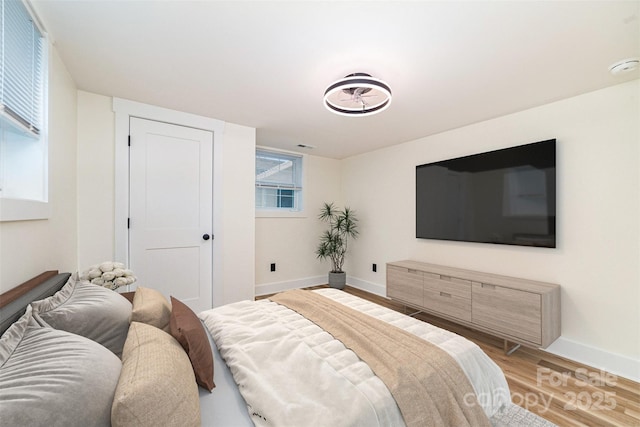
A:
[{"xmin": 0, "ymin": 271, "xmax": 71, "ymax": 334}]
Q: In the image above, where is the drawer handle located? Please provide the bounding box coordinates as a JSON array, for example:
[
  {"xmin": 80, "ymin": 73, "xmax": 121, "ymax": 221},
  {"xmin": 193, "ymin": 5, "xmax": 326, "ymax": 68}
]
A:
[
  {"xmin": 440, "ymin": 292, "xmax": 452, "ymax": 298},
  {"xmin": 481, "ymin": 283, "xmax": 496, "ymax": 290},
  {"xmin": 440, "ymin": 275, "xmax": 451, "ymax": 281},
  {"xmin": 408, "ymin": 269, "xmax": 418, "ymax": 274}
]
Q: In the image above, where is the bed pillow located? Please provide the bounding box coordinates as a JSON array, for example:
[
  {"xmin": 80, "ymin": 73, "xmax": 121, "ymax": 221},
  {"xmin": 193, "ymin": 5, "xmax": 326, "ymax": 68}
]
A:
[
  {"xmin": 131, "ymin": 287, "xmax": 171, "ymax": 332},
  {"xmin": 30, "ymin": 273, "xmax": 132, "ymax": 357},
  {"xmin": 120, "ymin": 291, "xmax": 135, "ymax": 303},
  {"xmin": 169, "ymin": 296, "xmax": 215, "ymax": 391},
  {"xmin": 111, "ymin": 321, "xmax": 201, "ymax": 427},
  {"xmin": 0, "ymin": 306, "xmax": 121, "ymax": 427}
]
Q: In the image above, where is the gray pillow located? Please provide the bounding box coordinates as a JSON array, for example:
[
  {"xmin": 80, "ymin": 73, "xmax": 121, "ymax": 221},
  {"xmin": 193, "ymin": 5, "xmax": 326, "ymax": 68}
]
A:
[
  {"xmin": 0, "ymin": 306, "xmax": 122, "ymax": 427},
  {"xmin": 30, "ymin": 273, "xmax": 132, "ymax": 357}
]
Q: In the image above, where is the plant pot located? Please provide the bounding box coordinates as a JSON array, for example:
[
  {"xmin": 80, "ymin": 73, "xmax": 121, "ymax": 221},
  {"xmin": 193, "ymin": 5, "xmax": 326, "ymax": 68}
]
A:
[{"xmin": 328, "ymin": 272, "xmax": 346, "ymax": 290}]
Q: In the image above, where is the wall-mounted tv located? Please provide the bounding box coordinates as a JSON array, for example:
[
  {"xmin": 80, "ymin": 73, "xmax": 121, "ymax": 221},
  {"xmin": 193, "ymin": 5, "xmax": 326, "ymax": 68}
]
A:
[{"xmin": 416, "ymin": 139, "xmax": 556, "ymax": 248}]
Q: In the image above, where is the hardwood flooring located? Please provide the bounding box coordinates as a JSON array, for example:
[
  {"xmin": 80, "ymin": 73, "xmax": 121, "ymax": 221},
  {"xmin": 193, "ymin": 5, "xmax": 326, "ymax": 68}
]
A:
[{"xmin": 257, "ymin": 286, "xmax": 640, "ymax": 427}]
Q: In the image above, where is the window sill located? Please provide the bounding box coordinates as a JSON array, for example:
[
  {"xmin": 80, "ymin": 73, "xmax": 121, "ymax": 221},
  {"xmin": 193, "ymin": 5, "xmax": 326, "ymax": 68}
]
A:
[
  {"xmin": 256, "ymin": 209, "xmax": 307, "ymax": 219},
  {"xmin": 0, "ymin": 198, "xmax": 50, "ymax": 222}
]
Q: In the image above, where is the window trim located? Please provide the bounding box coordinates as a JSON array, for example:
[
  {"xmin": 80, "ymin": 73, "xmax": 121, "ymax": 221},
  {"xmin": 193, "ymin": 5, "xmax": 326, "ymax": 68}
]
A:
[
  {"xmin": 0, "ymin": 198, "xmax": 50, "ymax": 221},
  {"xmin": 255, "ymin": 146, "xmax": 307, "ymax": 218}
]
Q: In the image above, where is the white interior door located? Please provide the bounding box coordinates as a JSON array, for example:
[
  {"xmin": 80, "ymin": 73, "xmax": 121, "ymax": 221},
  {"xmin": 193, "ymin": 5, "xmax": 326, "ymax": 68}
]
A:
[{"xmin": 129, "ymin": 117, "xmax": 213, "ymax": 313}]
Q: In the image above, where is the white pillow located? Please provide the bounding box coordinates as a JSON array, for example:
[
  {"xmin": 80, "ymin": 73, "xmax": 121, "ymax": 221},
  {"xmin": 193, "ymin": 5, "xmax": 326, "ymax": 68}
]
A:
[
  {"xmin": 30, "ymin": 273, "xmax": 132, "ymax": 357},
  {"xmin": 0, "ymin": 306, "xmax": 122, "ymax": 427}
]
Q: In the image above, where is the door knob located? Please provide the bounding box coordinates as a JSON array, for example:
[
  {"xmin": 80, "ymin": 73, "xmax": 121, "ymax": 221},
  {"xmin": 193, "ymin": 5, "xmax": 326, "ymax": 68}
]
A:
[{"xmin": 203, "ymin": 234, "xmax": 211, "ymax": 241}]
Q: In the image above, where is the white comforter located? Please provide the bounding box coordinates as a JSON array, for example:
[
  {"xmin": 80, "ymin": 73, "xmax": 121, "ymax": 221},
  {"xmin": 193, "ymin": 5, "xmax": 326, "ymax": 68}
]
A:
[{"xmin": 200, "ymin": 289, "xmax": 510, "ymax": 427}]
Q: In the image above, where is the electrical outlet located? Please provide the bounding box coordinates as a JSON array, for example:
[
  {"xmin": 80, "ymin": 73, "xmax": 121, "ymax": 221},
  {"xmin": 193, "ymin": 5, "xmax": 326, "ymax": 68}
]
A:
[
  {"xmin": 270, "ymin": 263, "xmax": 276, "ymax": 272},
  {"xmin": 372, "ymin": 263, "xmax": 377, "ymax": 272}
]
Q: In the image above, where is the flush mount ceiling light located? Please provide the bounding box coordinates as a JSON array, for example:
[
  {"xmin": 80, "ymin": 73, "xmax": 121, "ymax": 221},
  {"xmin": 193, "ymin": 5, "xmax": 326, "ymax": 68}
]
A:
[
  {"xmin": 324, "ymin": 73, "xmax": 392, "ymax": 117},
  {"xmin": 609, "ymin": 58, "xmax": 639, "ymax": 75}
]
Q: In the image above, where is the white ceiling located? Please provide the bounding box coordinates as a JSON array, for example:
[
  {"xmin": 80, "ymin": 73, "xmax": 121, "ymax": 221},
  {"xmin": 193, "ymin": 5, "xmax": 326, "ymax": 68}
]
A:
[{"xmin": 31, "ymin": 0, "xmax": 639, "ymax": 159}]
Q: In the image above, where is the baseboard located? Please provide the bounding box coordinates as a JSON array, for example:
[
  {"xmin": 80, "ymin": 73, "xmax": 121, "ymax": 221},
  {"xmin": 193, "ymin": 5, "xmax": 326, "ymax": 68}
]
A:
[
  {"xmin": 255, "ymin": 275, "xmax": 326, "ymax": 296},
  {"xmin": 544, "ymin": 337, "xmax": 640, "ymax": 382},
  {"xmin": 345, "ymin": 276, "xmax": 387, "ymax": 298}
]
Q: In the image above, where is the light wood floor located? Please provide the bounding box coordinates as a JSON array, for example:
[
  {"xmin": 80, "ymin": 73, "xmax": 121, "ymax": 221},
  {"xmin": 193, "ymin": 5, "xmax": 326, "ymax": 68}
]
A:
[{"xmin": 258, "ymin": 286, "xmax": 640, "ymax": 427}]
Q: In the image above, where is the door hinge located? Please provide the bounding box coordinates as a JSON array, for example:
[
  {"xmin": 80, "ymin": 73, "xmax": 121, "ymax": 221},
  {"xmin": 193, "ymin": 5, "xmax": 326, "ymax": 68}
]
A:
[
  {"xmin": 128, "ymin": 135, "xmax": 131, "ymax": 146},
  {"xmin": 127, "ymin": 218, "xmax": 130, "ymax": 229}
]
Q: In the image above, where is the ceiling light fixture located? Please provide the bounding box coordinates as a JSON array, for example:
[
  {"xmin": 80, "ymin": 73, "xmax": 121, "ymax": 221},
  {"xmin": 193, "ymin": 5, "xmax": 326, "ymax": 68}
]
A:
[
  {"xmin": 324, "ymin": 73, "xmax": 392, "ymax": 117},
  {"xmin": 609, "ymin": 58, "xmax": 639, "ymax": 75}
]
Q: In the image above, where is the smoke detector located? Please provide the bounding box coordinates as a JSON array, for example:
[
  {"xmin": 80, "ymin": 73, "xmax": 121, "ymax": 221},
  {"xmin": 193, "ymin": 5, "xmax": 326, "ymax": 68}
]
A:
[{"xmin": 609, "ymin": 58, "xmax": 639, "ymax": 75}]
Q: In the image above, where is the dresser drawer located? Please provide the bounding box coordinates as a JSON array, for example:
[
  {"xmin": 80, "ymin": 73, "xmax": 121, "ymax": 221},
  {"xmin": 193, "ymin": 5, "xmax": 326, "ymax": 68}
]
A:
[
  {"xmin": 472, "ymin": 282, "xmax": 542, "ymax": 345},
  {"xmin": 423, "ymin": 272, "xmax": 471, "ymax": 299},
  {"xmin": 422, "ymin": 272, "xmax": 471, "ymax": 321},
  {"xmin": 387, "ymin": 265, "xmax": 423, "ymax": 306},
  {"xmin": 423, "ymin": 287, "xmax": 471, "ymax": 322}
]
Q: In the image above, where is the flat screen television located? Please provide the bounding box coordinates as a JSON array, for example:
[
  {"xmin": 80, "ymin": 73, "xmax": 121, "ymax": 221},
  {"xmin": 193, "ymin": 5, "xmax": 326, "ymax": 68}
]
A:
[{"xmin": 416, "ymin": 139, "xmax": 556, "ymax": 248}]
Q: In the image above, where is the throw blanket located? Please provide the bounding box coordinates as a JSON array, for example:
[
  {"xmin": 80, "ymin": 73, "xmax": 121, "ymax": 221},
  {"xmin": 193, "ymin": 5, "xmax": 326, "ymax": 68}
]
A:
[{"xmin": 271, "ymin": 290, "xmax": 491, "ymax": 427}]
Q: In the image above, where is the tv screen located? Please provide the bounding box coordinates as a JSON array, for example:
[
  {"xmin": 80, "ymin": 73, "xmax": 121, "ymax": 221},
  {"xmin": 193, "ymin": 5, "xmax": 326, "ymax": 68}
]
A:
[{"xmin": 416, "ymin": 139, "xmax": 556, "ymax": 248}]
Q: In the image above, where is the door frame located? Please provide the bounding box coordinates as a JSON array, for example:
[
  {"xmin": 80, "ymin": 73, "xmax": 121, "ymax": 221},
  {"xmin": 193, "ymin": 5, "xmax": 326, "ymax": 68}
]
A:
[{"xmin": 113, "ymin": 98, "xmax": 224, "ymax": 300}]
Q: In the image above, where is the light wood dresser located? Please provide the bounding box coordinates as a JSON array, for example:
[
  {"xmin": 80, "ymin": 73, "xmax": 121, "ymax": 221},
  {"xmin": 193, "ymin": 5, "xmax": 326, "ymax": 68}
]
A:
[{"xmin": 387, "ymin": 260, "xmax": 561, "ymax": 351}]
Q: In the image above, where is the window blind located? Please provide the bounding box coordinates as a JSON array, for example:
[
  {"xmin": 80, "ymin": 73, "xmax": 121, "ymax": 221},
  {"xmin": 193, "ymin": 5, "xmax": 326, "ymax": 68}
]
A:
[
  {"xmin": 0, "ymin": 0, "xmax": 45, "ymax": 136},
  {"xmin": 255, "ymin": 149, "xmax": 302, "ymax": 190},
  {"xmin": 256, "ymin": 149, "xmax": 303, "ymax": 211}
]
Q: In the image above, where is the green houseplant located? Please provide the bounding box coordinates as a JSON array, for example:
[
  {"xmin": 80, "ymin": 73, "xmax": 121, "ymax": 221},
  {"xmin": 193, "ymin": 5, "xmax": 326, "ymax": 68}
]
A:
[{"xmin": 315, "ymin": 202, "xmax": 359, "ymax": 289}]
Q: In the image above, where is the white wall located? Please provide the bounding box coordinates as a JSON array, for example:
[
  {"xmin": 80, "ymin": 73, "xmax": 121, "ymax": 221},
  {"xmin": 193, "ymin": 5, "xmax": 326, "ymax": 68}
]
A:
[
  {"xmin": 342, "ymin": 80, "xmax": 639, "ymax": 379},
  {"xmin": 0, "ymin": 47, "xmax": 78, "ymax": 293},
  {"xmin": 213, "ymin": 122, "xmax": 256, "ymax": 305},
  {"xmin": 255, "ymin": 154, "xmax": 341, "ymax": 295},
  {"xmin": 76, "ymin": 92, "xmax": 256, "ymax": 307},
  {"xmin": 77, "ymin": 91, "xmax": 115, "ymax": 268}
]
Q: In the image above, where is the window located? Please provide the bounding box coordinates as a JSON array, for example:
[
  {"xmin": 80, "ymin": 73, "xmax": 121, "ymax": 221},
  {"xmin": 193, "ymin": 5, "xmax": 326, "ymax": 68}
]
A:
[
  {"xmin": 255, "ymin": 149, "xmax": 303, "ymax": 212},
  {"xmin": 0, "ymin": 0, "xmax": 48, "ymax": 220}
]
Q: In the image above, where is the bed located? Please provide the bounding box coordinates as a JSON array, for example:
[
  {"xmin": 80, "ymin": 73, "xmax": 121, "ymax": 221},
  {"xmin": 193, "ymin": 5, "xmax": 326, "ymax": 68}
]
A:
[{"xmin": 0, "ymin": 272, "xmax": 556, "ymax": 427}]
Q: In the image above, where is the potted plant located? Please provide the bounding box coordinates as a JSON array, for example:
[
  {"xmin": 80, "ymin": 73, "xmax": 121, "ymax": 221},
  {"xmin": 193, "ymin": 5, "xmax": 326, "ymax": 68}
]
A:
[{"xmin": 315, "ymin": 202, "xmax": 359, "ymax": 289}]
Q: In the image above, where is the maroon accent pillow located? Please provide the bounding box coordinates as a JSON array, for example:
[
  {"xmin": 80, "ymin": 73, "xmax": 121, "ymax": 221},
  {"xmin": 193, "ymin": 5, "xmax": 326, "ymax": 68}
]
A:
[
  {"xmin": 169, "ymin": 297, "xmax": 215, "ymax": 391},
  {"xmin": 120, "ymin": 292, "xmax": 135, "ymax": 303}
]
